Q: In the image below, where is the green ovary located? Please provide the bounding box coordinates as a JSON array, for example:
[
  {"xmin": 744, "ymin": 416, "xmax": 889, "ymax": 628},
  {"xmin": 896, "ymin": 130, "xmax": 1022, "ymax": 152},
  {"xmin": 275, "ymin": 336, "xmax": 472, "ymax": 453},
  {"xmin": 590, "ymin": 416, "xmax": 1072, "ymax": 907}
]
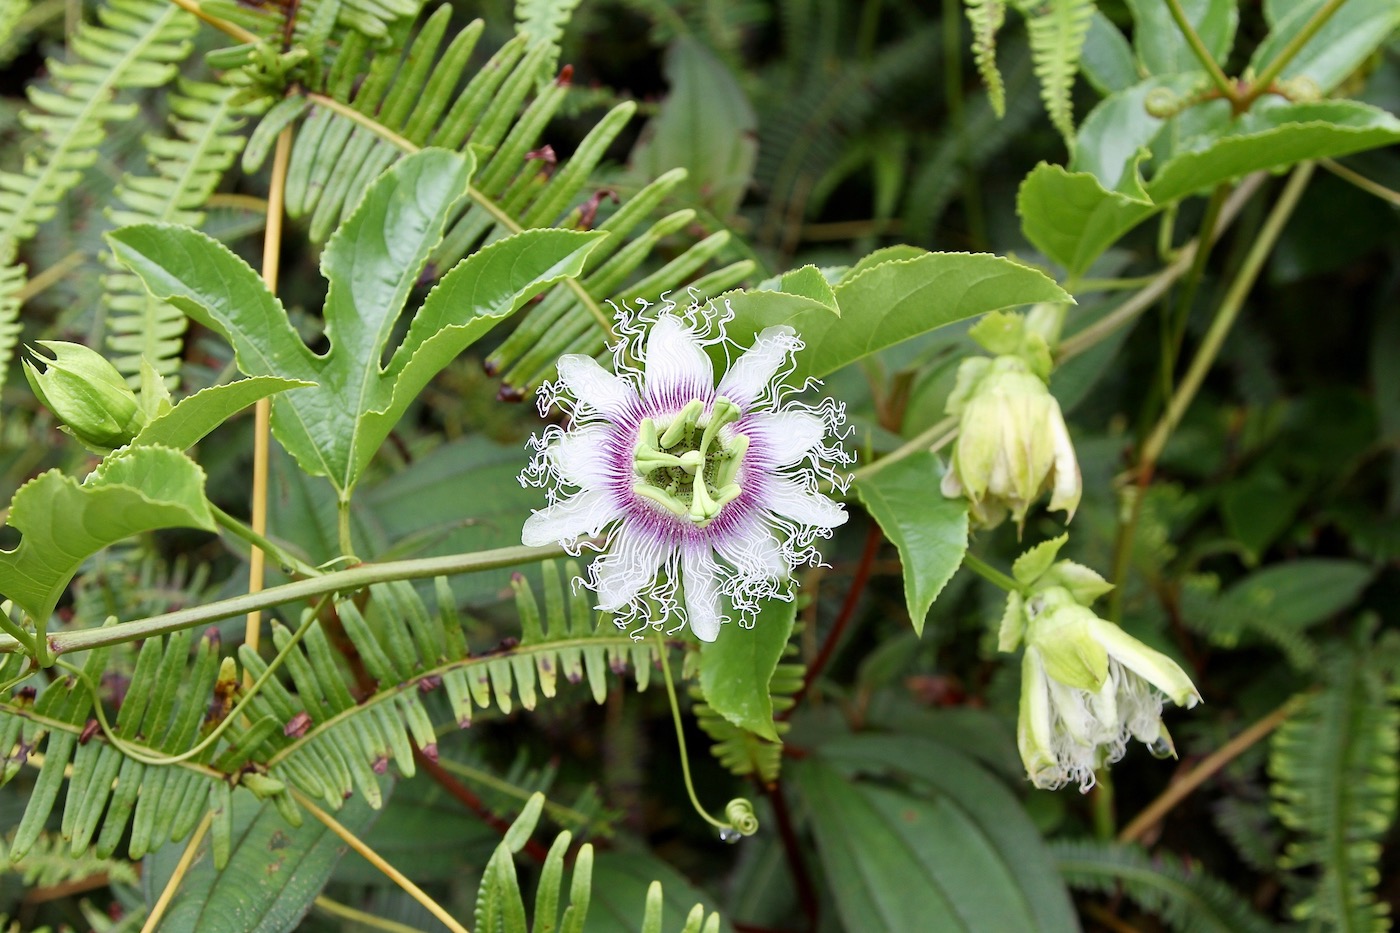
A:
[{"xmin": 632, "ymin": 396, "xmax": 749, "ymax": 526}]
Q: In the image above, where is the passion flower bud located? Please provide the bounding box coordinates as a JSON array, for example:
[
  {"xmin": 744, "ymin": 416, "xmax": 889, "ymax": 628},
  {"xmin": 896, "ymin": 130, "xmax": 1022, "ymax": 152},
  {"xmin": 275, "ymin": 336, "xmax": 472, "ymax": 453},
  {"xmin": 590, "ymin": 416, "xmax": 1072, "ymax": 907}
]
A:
[
  {"xmin": 940, "ymin": 354, "xmax": 1080, "ymax": 530},
  {"xmin": 23, "ymin": 341, "xmax": 143, "ymax": 449}
]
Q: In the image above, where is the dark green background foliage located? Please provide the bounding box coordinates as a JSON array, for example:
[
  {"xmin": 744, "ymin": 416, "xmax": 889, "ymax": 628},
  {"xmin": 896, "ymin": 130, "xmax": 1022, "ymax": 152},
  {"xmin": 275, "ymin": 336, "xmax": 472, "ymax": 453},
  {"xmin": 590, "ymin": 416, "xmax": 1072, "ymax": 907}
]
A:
[{"xmin": 0, "ymin": 0, "xmax": 1398, "ymax": 930}]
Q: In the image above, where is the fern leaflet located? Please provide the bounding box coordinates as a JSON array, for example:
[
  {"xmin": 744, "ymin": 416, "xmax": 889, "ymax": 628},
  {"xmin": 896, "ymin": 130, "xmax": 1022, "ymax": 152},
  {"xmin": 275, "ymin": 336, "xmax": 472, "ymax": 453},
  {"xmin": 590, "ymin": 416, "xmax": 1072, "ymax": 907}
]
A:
[
  {"xmin": 1268, "ymin": 645, "xmax": 1399, "ymax": 930},
  {"xmin": 965, "ymin": 0, "xmax": 1007, "ymax": 117},
  {"xmin": 1014, "ymin": 0, "xmax": 1092, "ymax": 146},
  {"xmin": 1052, "ymin": 839, "xmax": 1280, "ymax": 933},
  {"xmin": 103, "ymin": 80, "xmax": 248, "ymax": 387}
]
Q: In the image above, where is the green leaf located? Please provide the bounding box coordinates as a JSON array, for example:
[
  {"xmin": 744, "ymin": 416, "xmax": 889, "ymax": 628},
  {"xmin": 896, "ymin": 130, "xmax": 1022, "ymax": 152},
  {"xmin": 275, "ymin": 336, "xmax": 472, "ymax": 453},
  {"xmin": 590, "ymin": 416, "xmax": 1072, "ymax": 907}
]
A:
[
  {"xmin": 1145, "ymin": 101, "xmax": 1400, "ymax": 204},
  {"xmin": 110, "ymin": 149, "xmax": 604, "ymax": 498},
  {"xmin": 1255, "ymin": 0, "xmax": 1400, "ymax": 93},
  {"xmin": 724, "ymin": 253, "xmax": 1070, "ymax": 380},
  {"xmin": 1017, "ymin": 163, "xmax": 1155, "ymax": 277},
  {"xmin": 795, "ymin": 752, "xmax": 1078, "ymax": 932},
  {"xmin": 1214, "ymin": 559, "xmax": 1374, "ymax": 638},
  {"xmin": 1070, "ymin": 75, "xmax": 1201, "ymax": 191},
  {"xmin": 1079, "ymin": 12, "xmax": 1137, "ymax": 95},
  {"xmin": 698, "ymin": 598, "xmax": 796, "ymax": 742},
  {"xmin": 584, "ymin": 852, "xmax": 734, "ymax": 933},
  {"xmin": 1124, "ymin": 0, "xmax": 1237, "ymax": 76},
  {"xmin": 132, "ymin": 377, "xmax": 312, "ymax": 450},
  {"xmin": 0, "ymin": 446, "xmax": 214, "ymax": 625},
  {"xmin": 146, "ymin": 788, "xmax": 381, "ymax": 932},
  {"xmin": 629, "ymin": 36, "xmax": 757, "ymax": 218},
  {"xmin": 775, "ymin": 264, "xmax": 838, "ymax": 311},
  {"xmin": 855, "ymin": 452, "xmax": 969, "ymax": 636}
]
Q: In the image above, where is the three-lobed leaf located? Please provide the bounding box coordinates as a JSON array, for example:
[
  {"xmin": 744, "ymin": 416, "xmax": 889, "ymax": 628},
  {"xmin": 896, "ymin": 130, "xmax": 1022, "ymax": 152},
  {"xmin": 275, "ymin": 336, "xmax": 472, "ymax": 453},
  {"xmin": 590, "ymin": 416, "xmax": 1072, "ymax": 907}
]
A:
[{"xmin": 109, "ymin": 148, "xmax": 605, "ymax": 499}]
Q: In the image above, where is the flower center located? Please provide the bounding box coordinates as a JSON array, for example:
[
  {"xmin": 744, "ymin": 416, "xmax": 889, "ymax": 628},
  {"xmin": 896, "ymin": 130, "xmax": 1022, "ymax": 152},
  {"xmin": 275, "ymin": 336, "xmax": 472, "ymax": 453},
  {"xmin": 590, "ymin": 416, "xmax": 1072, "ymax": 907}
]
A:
[{"xmin": 632, "ymin": 396, "xmax": 749, "ymax": 527}]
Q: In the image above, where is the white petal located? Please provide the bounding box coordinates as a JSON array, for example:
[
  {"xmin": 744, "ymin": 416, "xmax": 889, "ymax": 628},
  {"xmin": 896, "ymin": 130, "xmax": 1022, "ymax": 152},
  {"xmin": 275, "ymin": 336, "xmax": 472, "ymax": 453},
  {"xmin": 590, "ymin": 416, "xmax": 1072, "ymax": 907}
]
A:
[
  {"xmin": 521, "ymin": 489, "xmax": 619, "ymax": 547},
  {"xmin": 682, "ymin": 547, "xmax": 722, "ymax": 642},
  {"xmin": 717, "ymin": 325, "xmax": 799, "ymax": 408},
  {"xmin": 643, "ymin": 315, "xmax": 713, "ymax": 404},
  {"xmin": 714, "ymin": 520, "xmax": 786, "ymax": 581},
  {"xmin": 592, "ymin": 522, "xmax": 669, "ymax": 611},
  {"xmin": 747, "ymin": 411, "xmax": 824, "ymax": 467},
  {"xmin": 764, "ymin": 478, "xmax": 847, "ymax": 529},
  {"xmin": 1047, "ymin": 407, "xmax": 1082, "ymax": 519},
  {"xmin": 557, "ymin": 354, "xmax": 637, "ymax": 418},
  {"xmin": 547, "ymin": 425, "xmax": 616, "ymax": 489}
]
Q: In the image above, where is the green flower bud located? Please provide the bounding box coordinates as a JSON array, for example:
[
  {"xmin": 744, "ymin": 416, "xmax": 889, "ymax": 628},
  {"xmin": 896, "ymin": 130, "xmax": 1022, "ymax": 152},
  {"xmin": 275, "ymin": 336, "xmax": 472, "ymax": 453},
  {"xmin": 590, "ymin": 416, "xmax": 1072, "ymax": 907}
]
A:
[
  {"xmin": 23, "ymin": 341, "xmax": 143, "ymax": 450},
  {"xmin": 941, "ymin": 354, "xmax": 1081, "ymax": 529}
]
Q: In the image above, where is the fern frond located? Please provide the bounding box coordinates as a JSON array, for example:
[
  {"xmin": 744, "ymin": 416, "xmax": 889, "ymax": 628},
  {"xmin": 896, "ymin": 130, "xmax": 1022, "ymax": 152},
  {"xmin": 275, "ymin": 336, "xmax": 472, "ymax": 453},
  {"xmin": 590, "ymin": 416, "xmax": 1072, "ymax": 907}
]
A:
[
  {"xmin": 515, "ymin": 0, "xmax": 584, "ymax": 68},
  {"xmin": 243, "ymin": 8, "xmax": 747, "ymax": 394},
  {"xmin": 0, "ymin": 830, "xmax": 139, "ymax": 888},
  {"xmin": 1014, "ymin": 0, "xmax": 1092, "ymax": 147},
  {"xmin": 0, "ymin": 0, "xmax": 196, "ymax": 243},
  {"xmin": 0, "ymin": 0, "xmax": 31, "ymax": 63},
  {"xmin": 0, "ymin": 628, "xmax": 227, "ymax": 863},
  {"xmin": 691, "ymin": 626, "xmax": 803, "ymax": 782},
  {"xmin": 102, "ymin": 79, "xmax": 248, "ymax": 387},
  {"xmin": 1268, "ymin": 646, "xmax": 1399, "ymax": 930},
  {"xmin": 240, "ymin": 574, "xmax": 659, "ymax": 818},
  {"xmin": 1052, "ymin": 839, "xmax": 1280, "ymax": 933},
  {"xmin": 0, "ymin": 258, "xmax": 22, "ymax": 396},
  {"xmin": 964, "ymin": 0, "xmax": 1007, "ymax": 117},
  {"xmin": 201, "ymin": 0, "xmax": 424, "ymax": 44}
]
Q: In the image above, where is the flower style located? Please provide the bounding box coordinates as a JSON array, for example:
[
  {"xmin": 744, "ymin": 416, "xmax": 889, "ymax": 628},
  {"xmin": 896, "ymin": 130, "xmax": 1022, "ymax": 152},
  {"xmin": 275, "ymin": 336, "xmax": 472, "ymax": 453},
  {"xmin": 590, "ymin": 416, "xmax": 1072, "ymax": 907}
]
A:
[
  {"xmin": 520, "ymin": 296, "xmax": 852, "ymax": 641},
  {"xmin": 1001, "ymin": 536, "xmax": 1201, "ymax": 792}
]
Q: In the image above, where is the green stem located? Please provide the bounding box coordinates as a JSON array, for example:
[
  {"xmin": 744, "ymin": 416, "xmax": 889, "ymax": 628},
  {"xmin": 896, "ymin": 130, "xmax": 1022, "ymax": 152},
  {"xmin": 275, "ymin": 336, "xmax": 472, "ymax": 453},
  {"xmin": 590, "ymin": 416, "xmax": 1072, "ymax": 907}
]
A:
[
  {"xmin": 656, "ymin": 636, "xmax": 755, "ymax": 837},
  {"xmin": 211, "ymin": 505, "xmax": 320, "ymax": 578},
  {"xmin": 337, "ymin": 498, "xmax": 355, "ymax": 560},
  {"xmin": 1170, "ymin": 181, "xmax": 1232, "ymax": 356},
  {"xmin": 1245, "ymin": 0, "xmax": 1350, "ymax": 106},
  {"xmin": 0, "ymin": 608, "xmax": 36, "ymax": 656},
  {"xmin": 0, "ymin": 543, "xmax": 568, "ymax": 657},
  {"xmin": 851, "ymin": 416, "xmax": 957, "ymax": 482},
  {"xmin": 961, "ymin": 552, "xmax": 1024, "ymax": 594},
  {"xmin": 1139, "ymin": 163, "xmax": 1315, "ymax": 470},
  {"xmin": 1057, "ymin": 172, "xmax": 1268, "ymax": 362},
  {"xmin": 1163, "ymin": 0, "xmax": 1236, "ymax": 103}
]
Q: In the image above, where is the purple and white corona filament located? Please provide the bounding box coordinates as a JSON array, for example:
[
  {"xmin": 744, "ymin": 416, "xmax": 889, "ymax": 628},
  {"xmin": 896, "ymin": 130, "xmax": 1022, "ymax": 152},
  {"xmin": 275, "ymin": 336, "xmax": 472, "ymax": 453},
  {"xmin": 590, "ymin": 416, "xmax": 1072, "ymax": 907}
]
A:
[{"xmin": 520, "ymin": 295, "xmax": 853, "ymax": 641}]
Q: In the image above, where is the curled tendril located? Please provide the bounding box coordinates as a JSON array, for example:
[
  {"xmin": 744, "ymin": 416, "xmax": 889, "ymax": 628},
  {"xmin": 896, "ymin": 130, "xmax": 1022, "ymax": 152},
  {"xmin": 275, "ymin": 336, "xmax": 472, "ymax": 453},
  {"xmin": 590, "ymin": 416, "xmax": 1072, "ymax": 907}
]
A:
[{"xmin": 723, "ymin": 798, "xmax": 759, "ymax": 836}]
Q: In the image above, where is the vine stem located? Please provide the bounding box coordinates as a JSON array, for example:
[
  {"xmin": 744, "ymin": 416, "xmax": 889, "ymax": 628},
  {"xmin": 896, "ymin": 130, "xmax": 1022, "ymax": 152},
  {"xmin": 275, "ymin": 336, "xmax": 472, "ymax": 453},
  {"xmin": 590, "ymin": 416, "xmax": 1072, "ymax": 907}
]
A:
[
  {"xmin": 1118, "ymin": 696, "xmax": 1303, "ymax": 844},
  {"xmin": 1058, "ymin": 172, "xmax": 1267, "ymax": 362},
  {"xmin": 1163, "ymin": 0, "xmax": 1235, "ymax": 103},
  {"xmin": 1244, "ymin": 0, "xmax": 1351, "ymax": 106},
  {"xmin": 655, "ymin": 636, "xmax": 735, "ymax": 833},
  {"xmin": 0, "ymin": 543, "xmax": 567, "ymax": 656},
  {"xmin": 211, "ymin": 505, "xmax": 320, "ymax": 579},
  {"xmin": 301, "ymin": 91, "xmax": 615, "ymax": 339},
  {"xmin": 247, "ymin": 128, "xmax": 293, "ymax": 658},
  {"xmin": 960, "ymin": 552, "xmax": 1023, "ymax": 594},
  {"xmin": 139, "ymin": 810, "xmax": 213, "ymax": 933},
  {"xmin": 58, "ymin": 601, "xmax": 320, "ymax": 767},
  {"xmin": 1138, "ymin": 162, "xmax": 1315, "ymax": 473},
  {"xmin": 292, "ymin": 788, "xmax": 471, "ymax": 933}
]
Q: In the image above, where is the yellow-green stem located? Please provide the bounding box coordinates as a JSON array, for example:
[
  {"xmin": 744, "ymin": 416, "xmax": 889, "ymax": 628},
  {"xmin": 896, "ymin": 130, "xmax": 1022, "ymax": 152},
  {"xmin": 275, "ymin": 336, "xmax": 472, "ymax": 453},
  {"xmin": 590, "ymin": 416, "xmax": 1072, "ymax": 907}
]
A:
[{"xmin": 139, "ymin": 810, "xmax": 213, "ymax": 933}]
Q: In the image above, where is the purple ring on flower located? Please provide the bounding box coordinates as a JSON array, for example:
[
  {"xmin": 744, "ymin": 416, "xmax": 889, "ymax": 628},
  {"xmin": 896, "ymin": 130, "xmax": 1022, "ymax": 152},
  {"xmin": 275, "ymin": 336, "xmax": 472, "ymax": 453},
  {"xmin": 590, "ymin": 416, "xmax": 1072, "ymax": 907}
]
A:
[{"xmin": 520, "ymin": 296, "xmax": 852, "ymax": 641}]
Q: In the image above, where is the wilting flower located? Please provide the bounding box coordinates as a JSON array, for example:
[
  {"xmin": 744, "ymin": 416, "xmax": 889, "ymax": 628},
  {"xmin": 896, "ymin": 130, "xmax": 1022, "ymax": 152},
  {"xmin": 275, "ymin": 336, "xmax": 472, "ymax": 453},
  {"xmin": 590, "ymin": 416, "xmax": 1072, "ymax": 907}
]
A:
[
  {"xmin": 941, "ymin": 353, "xmax": 1080, "ymax": 529},
  {"xmin": 1000, "ymin": 537, "xmax": 1200, "ymax": 791},
  {"xmin": 520, "ymin": 296, "xmax": 853, "ymax": 641},
  {"xmin": 23, "ymin": 340, "xmax": 143, "ymax": 449}
]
